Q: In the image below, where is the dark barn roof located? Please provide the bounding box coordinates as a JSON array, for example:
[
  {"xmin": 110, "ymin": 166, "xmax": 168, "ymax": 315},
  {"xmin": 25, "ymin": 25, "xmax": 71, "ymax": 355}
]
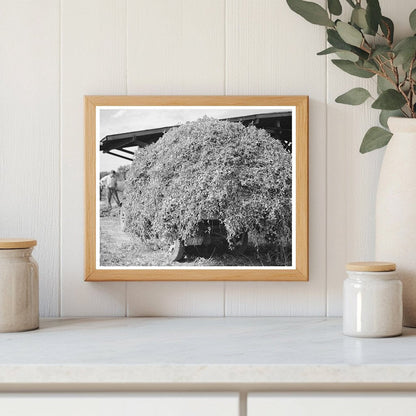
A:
[{"xmin": 100, "ymin": 111, "xmax": 292, "ymax": 161}]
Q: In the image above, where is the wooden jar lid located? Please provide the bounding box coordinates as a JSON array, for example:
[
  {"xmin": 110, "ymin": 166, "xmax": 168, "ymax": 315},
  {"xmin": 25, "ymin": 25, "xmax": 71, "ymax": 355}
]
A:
[
  {"xmin": 346, "ymin": 261, "xmax": 396, "ymax": 272},
  {"xmin": 0, "ymin": 239, "xmax": 37, "ymax": 249}
]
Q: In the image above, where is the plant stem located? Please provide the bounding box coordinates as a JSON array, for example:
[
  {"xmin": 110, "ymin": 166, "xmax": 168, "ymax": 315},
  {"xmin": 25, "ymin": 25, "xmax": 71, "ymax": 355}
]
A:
[{"xmin": 408, "ymin": 57, "xmax": 416, "ymax": 117}]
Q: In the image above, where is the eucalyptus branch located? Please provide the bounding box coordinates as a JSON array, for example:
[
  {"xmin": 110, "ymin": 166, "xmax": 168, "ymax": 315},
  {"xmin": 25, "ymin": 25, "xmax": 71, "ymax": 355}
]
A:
[
  {"xmin": 287, "ymin": 0, "xmax": 416, "ymax": 152},
  {"xmin": 408, "ymin": 57, "xmax": 416, "ymax": 117},
  {"xmin": 391, "ymin": 59, "xmax": 400, "ymax": 85},
  {"xmin": 376, "ymin": 58, "xmax": 399, "ymax": 88}
]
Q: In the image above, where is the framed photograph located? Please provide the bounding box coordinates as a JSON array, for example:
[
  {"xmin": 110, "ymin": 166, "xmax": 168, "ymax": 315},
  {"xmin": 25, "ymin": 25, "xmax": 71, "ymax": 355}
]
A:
[{"xmin": 85, "ymin": 96, "xmax": 308, "ymax": 281}]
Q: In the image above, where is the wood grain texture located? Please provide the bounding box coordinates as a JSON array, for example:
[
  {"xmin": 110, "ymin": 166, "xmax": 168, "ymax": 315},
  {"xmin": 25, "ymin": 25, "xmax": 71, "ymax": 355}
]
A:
[
  {"xmin": 61, "ymin": 0, "xmax": 127, "ymax": 316},
  {"xmin": 85, "ymin": 95, "xmax": 308, "ymax": 282},
  {"xmin": 326, "ymin": 0, "xmax": 415, "ymax": 316},
  {"xmin": 0, "ymin": 240, "xmax": 37, "ymax": 249},
  {"xmin": 125, "ymin": 0, "xmax": 226, "ymax": 316},
  {"xmin": 0, "ymin": 0, "xmax": 60, "ymax": 317},
  {"xmin": 346, "ymin": 262, "xmax": 396, "ymax": 272},
  {"xmin": 224, "ymin": 0, "xmax": 326, "ymax": 315}
]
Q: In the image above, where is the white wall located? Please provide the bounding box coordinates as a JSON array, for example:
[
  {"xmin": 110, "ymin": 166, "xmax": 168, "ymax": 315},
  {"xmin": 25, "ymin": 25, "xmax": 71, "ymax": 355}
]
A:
[{"xmin": 0, "ymin": 0, "xmax": 413, "ymax": 317}]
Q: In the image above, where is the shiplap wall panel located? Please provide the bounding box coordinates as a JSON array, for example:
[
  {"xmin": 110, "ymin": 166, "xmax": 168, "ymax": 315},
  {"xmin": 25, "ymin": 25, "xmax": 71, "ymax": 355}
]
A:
[
  {"xmin": 224, "ymin": 0, "xmax": 327, "ymax": 315},
  {"xmin": 3, "ymin": 0, "xmax": 410, "ymax": 317},
  {"xmin": 326, "ymin": 0, "xmax": 415, "ymax": 316},
  {"xmin": 127, "ymin": 282, "xmax": 225, "ymax": 317},
  {"xmin": 126, "ymin": 0, "xmax": 226, "ymax": 316},
  {"xmin": 60, "ymin": 0, "xmax": 127, "ymax": 316},
  {"xmin": 0, "ymin": 0, "xmax": 60, "ymax": 317},
  {"xmin": 126, "ymin": 0, "xmax": 226, "ymax": 95}
]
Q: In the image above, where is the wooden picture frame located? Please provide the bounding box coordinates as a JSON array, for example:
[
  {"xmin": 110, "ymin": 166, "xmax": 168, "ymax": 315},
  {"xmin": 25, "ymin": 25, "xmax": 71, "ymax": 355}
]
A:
[{"xmin": 85, "ymin": 96, "xmax": 308, "ymax": 281}]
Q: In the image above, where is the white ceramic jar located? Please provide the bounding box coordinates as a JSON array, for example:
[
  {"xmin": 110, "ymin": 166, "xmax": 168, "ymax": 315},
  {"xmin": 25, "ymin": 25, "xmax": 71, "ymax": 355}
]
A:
[
  {"xmin": 0, "ymin": 239, "xmax": 39, "ymax": 332},
  {"xmin": 343, "ymin": 262, "xmax": 402, "ymax": 338}
]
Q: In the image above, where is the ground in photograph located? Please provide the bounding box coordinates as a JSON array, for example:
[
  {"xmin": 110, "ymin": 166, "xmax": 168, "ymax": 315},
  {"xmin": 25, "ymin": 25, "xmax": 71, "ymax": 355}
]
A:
[{"xmin": 100, "ymin": 205, "xmax": 291, "ymax": 267}]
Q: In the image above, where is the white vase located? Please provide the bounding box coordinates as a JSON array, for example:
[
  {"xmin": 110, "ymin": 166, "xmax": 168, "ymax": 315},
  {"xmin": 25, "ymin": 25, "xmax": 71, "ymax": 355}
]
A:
[{"xmin": 375, "ymin": 117, "xmax": 416, "ymax": 327}]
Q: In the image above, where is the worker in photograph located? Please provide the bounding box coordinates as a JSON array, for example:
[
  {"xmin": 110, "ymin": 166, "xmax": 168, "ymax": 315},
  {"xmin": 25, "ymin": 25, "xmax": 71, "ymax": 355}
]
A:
[{"xmin": 101, "ymin": 170, "xmax": 122, "ymax": 209}]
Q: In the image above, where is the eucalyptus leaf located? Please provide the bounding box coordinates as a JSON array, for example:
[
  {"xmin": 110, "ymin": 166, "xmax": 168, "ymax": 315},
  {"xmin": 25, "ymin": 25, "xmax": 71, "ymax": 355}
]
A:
[
  {"xmin": 360, "ymin": 127, "xmax": 392, "ymax": 153},
  {"xmin": 328, "ymin": 0, "xmax": 342, "ymax": 16},
  {"xmin": 383, "ymin": 65, "xmax": 402, "ymax": 84},
  {"xmin": 372, "ymin": 45, "xmax": 391, "ymax": 58},
  {"xmin": 380, "ymin": 16, "xmax": 394, "ymax": 43},
  {"xmin": 366, "ymin": 0, "xmax": 382, "ymax": 34},
  {"xmin": 336, "ymin": 50, "xmax": 359, "ymax": 62},
  {"xmin": 317, "ymin": 46, "xmax": 358, "ymax": 61},
  {"xmin": 327, "ymin": 28, "xmax": 351, "ymax": 49},
  {"xmin": 379, "ymin": 110, "xmax": 402, "ymax": 129},
  {"xmin": 410, "ymin": 9, "xmax": 416, "ymax": 32},
  {"xmin": 335, "ymin": 87, "xmax": 371, "ymax": 105},
  {"xmin": 372, "ymin": 89, "xmax": 406, "ymax": 110},
  {"xmin": 351, "ymin": 46, "xmax": 369, "ymax": 60},
  {"xmin": 287, "ymin": 0, "xmax": 334, "ymax": 27},
  {"xmin": 351, "ymin": 7, "xmax": 369, "ymax": 32},
  {"xmin": 363, "ymin": 59, "xmax": 379, "ymax": 71},
  {"xmin": 332, "ymin": 59, "xmax": 375, "ymax": 78},
  {"xmin": 393, "ymin": 36, "xmax": 416, "ymax": 67},
  {"xmin": 377, "ymin": 76, "xmax": 393, "ymax": 94},
  {"xmin": 317, "ymin": 46, "xmax": 338, "ymax": 55},
  {"xmin": 327, "ymin": 29, "xmax": 368, "ymax": 58},
  {"xmin": 336, "ymin": 21, "xmax": 363, "ymax": 47}
]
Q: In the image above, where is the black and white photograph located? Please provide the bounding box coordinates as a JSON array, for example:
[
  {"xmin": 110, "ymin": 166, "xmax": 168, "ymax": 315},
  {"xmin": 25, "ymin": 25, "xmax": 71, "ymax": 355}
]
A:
[{"xmin": 97, "ymin": 105, "xmax": 295, "ymax": 269}]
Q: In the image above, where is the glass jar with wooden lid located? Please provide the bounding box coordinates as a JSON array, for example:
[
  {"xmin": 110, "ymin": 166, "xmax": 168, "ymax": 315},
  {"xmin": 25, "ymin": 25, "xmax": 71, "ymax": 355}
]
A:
[
  {"xmin": 0, "ymin": 239, "xmax": 39, "ymax": 332},
  {"xmin": 343, "ymin": 261, "xmax": 402, "ymax": 338}
]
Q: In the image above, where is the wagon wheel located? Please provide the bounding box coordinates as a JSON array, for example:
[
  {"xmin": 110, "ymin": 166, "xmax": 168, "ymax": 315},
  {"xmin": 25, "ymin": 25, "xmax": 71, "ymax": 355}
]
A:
[
  {"xmin": 230, "ymin": 232, "xmax": 248, "ymax": 255},
  {"xmin": 119, "ymin": 206, "xmax": 126, "ymax": 231},
  {"xmin": 169, "ymin": 240, "xmax": 185, "ymax": 262}
]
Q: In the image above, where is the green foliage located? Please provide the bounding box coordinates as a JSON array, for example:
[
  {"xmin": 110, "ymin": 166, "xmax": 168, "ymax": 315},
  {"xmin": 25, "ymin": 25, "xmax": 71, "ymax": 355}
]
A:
[
  {"xmin": 365, "ymin": 0, "xmax": 382, "ymax": 34},
  {"xmin": 336, "ymin": 21, "xmax": 363, "ymax": 47},
  {"xmin": 372, "ymin": 89, "xmax": 407, "ymax": 110},
  {"xmin": 327, "ymin": 29, "xmax": 350, "ymax": 50},
  {"xmin": 317, "ymin": 47, "xmax": 337, "ymax": 55},
  {"xmin": 380, "ymin": 16, "xmax": 394, "ymax": 43},
  {"xmin": 409, "ymin": 9, "xmax": 416, "ymax": 32},
  {"xmin": 335, "ymin": 87, "xmax": 371, "ymax": 105},
  {"xmin": 335, "ymin": 50, "xmax": 359, "ymax": 62},
  {"xmin": 286, "ymin": 0, "xmax": 416, "ymax": 153},
  {"xmin": 331, "ymin": 59, "xmax": 375, "ymax": 78},
  {"xmin": 287, "ymin": 0, "xmax": 334, "ymax": 27},
  {"xmin": 379, "ymin": 110, "xmax": 402, "ymax": 129},
  {"xmin": 377, "ymin": 75, "xmax": 392, "ymax": 94},
  {"xmin": 328, "ymin": 0, "xmax": 342, "ymax": 16},
  {"xmin": 123, "ymin": 118, "xmax": 292, "ymax": 248},
  {"xmin": 351, "ymin": 7, "xmax": 369, "ymax": 33},
  {"xmin": 393, "ymin": 37, "xmax": 416, "ymax": 68},
  {"xmin": 360, "ymin": 127, "xmax": 392, "ymax": 153}
]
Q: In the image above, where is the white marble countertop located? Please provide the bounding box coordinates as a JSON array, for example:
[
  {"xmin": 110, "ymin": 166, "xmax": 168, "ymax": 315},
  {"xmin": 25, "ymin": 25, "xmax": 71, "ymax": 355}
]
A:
[{"xmin": 1, "ymin": 317, "xmax": 416, "ymax": 389}]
